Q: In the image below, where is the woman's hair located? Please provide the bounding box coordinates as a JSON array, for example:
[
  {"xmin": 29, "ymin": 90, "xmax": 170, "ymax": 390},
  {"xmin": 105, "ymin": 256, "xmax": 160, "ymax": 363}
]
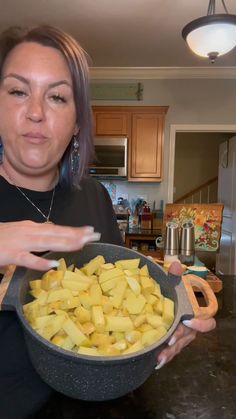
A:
[{"xmin": 0, "ymin": 25, "xmax": 94, "ymax": 189}]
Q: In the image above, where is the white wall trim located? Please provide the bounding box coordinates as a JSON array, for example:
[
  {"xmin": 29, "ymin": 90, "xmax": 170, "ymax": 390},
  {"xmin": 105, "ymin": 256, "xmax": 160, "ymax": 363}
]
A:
[
  {"xmin": 90, "ymin": 66, "xmax": 236, "ymax": 80},
  {"xmin": 168, "ymin": 124, "xmax": 236, "ymax": 203}
]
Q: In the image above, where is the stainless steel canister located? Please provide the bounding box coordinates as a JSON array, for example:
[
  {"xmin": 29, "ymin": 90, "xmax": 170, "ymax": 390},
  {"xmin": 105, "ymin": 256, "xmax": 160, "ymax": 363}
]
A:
[
  {"xmin": 179, "ymin": 221, "xmax": 195, "ymax": 265},
  {"xmin": 164, "ymin": 222, "xmax": 179, "ymax": 256}
]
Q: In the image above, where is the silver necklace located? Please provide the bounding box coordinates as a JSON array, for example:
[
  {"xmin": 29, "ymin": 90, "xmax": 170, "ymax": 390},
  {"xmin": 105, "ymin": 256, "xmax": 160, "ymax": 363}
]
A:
[{"xmin": 3, "ymin": 168, "xmax": 56, "ymax": 223}]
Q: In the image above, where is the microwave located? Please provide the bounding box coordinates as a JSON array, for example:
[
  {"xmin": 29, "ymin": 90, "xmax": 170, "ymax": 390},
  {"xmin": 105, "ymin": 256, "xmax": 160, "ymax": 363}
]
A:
[{"xmin": 89, "ymin": 137, "xmax": 128, "ymax": 179}]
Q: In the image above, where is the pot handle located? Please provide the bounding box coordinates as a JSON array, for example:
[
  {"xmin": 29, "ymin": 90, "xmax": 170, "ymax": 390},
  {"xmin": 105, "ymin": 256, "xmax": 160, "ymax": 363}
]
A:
[
  {"xmin": 182, "ymin": 274, "xmax": 218, "ymax": 319},
  {"xmin": 0, "ymin": 265, "xmax": 16, "ymax": 311}
]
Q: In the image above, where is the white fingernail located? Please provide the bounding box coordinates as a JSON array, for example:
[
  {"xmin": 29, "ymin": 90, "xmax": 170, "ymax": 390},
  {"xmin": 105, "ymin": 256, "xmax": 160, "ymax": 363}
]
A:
[
  {"xmin": 81, "ymin": 232, "xmax": 101, "ymax": 245},
  {"xmin": 84, "ymin": 226, "xmax": 95, "ymax": 233},
  {"xmin": 168, "ymin": 336, "xmax": 176, "ymax": 346},
  {"xmin": 155, "ymin": 357, "xmax": 166, "ymax": 370},
  {"xmin": 48, "ymin": 260, "xmax": 60, "ymax": 268},
  {"xmin": 182, "ymin": 319, "xmax": 193, "ymax": 328}
]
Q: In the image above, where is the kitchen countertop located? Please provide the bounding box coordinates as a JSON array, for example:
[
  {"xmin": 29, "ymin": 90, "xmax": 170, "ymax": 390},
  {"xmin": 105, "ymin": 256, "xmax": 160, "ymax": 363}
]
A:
[
  {"xmin": 125, "ymin": 227, "xmax": 162, "ymax": 236},
  {"xmin": 31, "ymin": 276, "xmax": 236, "ymax": 419}
]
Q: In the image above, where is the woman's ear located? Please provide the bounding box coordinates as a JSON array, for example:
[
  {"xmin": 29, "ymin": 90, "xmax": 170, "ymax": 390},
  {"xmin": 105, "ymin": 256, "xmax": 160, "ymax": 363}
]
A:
[{"xmin": 74, "ymin": 124, "xmax": 80, "ymax": 136}]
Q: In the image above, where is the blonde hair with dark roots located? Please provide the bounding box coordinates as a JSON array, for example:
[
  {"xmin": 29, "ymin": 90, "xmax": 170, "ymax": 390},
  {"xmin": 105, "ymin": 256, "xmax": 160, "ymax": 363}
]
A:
[{"xmin": 0, "ymin": 25, "xmax": 94, "ymax": 189}]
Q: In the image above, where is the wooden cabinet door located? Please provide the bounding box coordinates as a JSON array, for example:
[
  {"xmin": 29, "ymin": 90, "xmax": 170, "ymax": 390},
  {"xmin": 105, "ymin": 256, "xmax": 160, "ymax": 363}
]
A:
[
  {"xmin": 130, "ymin": 113, "xmax": 164, "ymax": 181},
  {"xmin": 94, "ymin": 111, "xmax": 128, "ymax": 135}
]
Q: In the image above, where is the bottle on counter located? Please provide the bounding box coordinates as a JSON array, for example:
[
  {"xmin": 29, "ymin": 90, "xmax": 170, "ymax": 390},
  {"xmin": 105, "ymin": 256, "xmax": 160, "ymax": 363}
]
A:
[{"xmin": 141, "ymin": 203, "xmax": 152, "ymax": 230}]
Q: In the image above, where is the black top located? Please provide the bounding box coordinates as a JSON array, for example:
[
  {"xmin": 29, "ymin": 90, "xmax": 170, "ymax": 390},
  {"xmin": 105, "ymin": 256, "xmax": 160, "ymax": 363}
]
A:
[
  {"xmin": 0, "ymin": 175, "xmax": 122, "ymax": 419},
  {"xmin": 0, "ymin": 175, "xmax": 123, "ymax": 245}
]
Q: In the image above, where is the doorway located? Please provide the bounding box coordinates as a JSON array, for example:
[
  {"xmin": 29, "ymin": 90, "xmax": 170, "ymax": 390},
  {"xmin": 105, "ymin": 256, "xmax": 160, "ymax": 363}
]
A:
[{"xmin": 168, "ymin": 124, "xmax": 236, "ymax": 203}]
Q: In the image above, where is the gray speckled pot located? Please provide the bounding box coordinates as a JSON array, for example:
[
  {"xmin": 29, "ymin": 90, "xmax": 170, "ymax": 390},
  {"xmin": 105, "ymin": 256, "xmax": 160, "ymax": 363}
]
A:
[{"xmin": 2, "ymin": 243, "xmax": 193, "ymax": 401}]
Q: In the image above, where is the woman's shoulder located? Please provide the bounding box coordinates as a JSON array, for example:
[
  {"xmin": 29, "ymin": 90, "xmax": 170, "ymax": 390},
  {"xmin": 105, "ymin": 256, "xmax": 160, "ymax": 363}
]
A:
[{"xmin": 79, "ymin": 176, "xmax": 107, "ymax": 195}]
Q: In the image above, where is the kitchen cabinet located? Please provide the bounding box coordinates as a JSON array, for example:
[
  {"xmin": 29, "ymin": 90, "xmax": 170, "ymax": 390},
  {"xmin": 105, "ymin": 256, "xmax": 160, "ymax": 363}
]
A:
[
  {"xmin": 93, "ymin": 110, "xmax": 129, "ymax": 135},
  {"xmin": 92, "ymin": 106, "xmax": 168, "ymax": 182}
]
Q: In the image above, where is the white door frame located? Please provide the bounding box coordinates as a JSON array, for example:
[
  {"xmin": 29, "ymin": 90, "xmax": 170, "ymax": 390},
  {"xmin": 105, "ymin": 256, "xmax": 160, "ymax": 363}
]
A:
[{"xmin": 168, "ymin": 124, "xmax": 236, "ymax": 203}]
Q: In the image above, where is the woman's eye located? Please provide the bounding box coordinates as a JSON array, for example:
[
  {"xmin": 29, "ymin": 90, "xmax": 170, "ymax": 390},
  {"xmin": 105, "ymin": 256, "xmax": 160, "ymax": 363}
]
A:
[
  {"xmin": 50, "ymin": 94, "xmax": 66, "ymax": 103},
  {"xmin": 8, "ymin": 89, "xmax": 27, "ymax": 97}
]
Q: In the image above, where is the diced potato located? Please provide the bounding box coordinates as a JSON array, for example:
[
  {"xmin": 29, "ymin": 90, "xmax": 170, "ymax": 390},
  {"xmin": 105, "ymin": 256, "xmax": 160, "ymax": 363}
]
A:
[
  {"xmin": 98, "ymin": 345, "xmax": 121, "ymax": 356},
  {"xmin": 146, "ymin": 313, "xmax": 163, "ymax": 329},
  {"xmin": 62, "ymin": 318, "xmax": 88, "ymax": 346},
  {"xmin": 24, "ymin": 254, "xmax": 175, "ymax": 357},
  {"xmin": 138, "ymin": 323, "xmax": 153, "ymax": 332},
  {"xmin": 89, "ymin": 283, "xmax": 102, "ymax": 305},
  {"xmin": 140, "ymin": 276, "xmax": 155, "ymax": 293},
  {"xmin": 105, "ymin": 315, "xmax": 133, "ymax": 332},
  {"xmin": 83, "ymin": 255, "xmax": 105, "ymax": 276},
  {"xmin": 47, "ymin": 288, "xmax": 73, "ymax": 303},
  {"xmin": 153, "ymin": 296, "xmax": 164, "ymax": 315},
  {"xmin": 162, "ymin": 297, "xmax": 175, "ymax": 329},
  {"xmin": 112, "ymin": 331, "xmax": 125, "ymax": 342},
  {"xmin": 78, "ymin": 292, "xmax": 92, "ymax": 309},
  {"xmin": 41, "ymin": 270, "xmax": 64, "ymax": 291},
  {"xmin": 51, "ymin": 334, "xmax": 67, "ymax": 347},
  {"xmin": 81, "ymin": 322, "xmax": 95, "ymax": 336},
  {"xmin": 112, "ymin": 339, "xmax": 127, "ymax": 351},
  {"xmin": 142, "ymin": 326, "xmax": 167, "ymax": 347},
  {"xmin": 74, "ymin": 306, "xmax": 91, "ymax": 323},
  {"xmin": 152, "ymin": 283, "xmax": 162, "ymax": 298},
  {"xmin": 38, "ymin": 315, "xmax": 66, "ymax": 341},
  {"xmin": 144, "ymin": 303, "xmax": 154, "ymax": 314},
  {"xmin": 34, "ymin": 314, "xmax": 56, "ymax": 329},
  {"xmin": 125, "ymin": 330, "xmax": 142, "ymax": 344},
  {"xmin": 78, "ymin": 346, "xmax": 101, "ymax": 356},
  {"xmin": 101, "ymin": 295, "xmax": 114, "ymax": 314},
  {"xmin": 124, "ymin": 269, "xmax": 140, "ymax": 277},
  {"xmin": 91, "ymin": 305, "xmax": 105, "ymax": 331},
  {"xmin": 133, "ymin": 314, "xmax": 146, "ymax": 328},
  {"xmin": 29, "ymin": 279, "xmax": 42, "ymax": 290},
  {"xmin": 115, "ymin": 258, "xmax": 140, "ymax": 270},
  {"xmin": 64, "ymin": 270, "xmax": 93, "ymax": 285},
  {"xmin": 100, "ymin": 263, "xmax": 114, "ymax": 271},
  {"xmin": 139, "ymin": 264, "xmax": 149, "ymax": 277},
  {"xmin": 109, "ymin": 280, "xmax": 127, "ymax": 309},
  {"xmin": 145, "ymin": 294, "xmax": 159, "ymax": 306},
  {"xmin": 99, "ymin": 267, "xmax": 124, "ymax": 284},
  {"xmin": 90, "ymin": 332, "xmax": 114, "ymax": 347},
  {"xmin": 126, "ymin": 276, "xmax": 141, "ymax": 296},
  {"xmin": 61, "ymin": 279, "xmax": 90, "ymax": 292},
  {"xmin": 60, "ymin": 296, "xmax": 80, "ymax": 310},
  {"xmin": 123, "ymin": 291, "xmax": 146, "ymax": 315},
  {"xmin": 123, "ymin": 340, "xmax": 144, "ymax": 355},
  {"xmin": 57, "ymin": 258, "xmax": 67, "ymax": 272},
  {"xmin": 100, "ymin": 277, "xmax": 119, "ymax": 293}
]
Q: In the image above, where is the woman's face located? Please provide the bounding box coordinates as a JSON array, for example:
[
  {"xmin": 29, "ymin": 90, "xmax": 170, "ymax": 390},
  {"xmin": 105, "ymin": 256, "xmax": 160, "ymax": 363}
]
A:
[{"xmin": 0, "ymin": 41, "xmax": 78, "ymax": 177}]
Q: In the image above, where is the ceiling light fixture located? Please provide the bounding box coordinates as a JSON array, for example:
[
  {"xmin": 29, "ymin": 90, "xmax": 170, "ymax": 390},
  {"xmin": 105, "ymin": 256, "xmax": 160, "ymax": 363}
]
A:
[{"xmin": 182, "ymin": 0, "xmax": 236, "ymax": 63}]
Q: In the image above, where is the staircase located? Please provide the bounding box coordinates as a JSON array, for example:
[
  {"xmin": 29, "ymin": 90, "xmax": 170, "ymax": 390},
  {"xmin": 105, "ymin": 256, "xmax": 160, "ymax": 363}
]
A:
[{"xmin": 174, "ymin": 177, "xmax": 218, "ymax": 204}]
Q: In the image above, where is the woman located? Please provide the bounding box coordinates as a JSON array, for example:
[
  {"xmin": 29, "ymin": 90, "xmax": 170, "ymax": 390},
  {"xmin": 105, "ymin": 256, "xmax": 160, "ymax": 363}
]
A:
[{"xmin": 0, "ymin": 25, "xmax": 215, "ymax": 418}]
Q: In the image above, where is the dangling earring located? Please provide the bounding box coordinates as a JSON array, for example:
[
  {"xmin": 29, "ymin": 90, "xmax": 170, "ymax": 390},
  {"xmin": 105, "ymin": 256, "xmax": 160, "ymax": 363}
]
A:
[
  {"xmin": 71, "ymin": 135, "xmax": 80, "ymax": 174},
  {"xmin": 0, "ymin": 138, "xmax": 3, "ymax": 164}
]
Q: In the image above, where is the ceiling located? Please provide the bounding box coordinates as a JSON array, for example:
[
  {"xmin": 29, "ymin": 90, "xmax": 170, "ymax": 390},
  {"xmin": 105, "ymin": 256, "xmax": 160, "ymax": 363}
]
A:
[{"xmin": 1, "ymin": 0, "xmax": 236, "ymax": 71}]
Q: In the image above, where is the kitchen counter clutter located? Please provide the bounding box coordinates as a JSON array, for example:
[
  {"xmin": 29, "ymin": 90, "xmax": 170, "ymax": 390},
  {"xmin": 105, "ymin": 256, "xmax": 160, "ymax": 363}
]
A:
[{"xmin": 124, "ymin": 227, "xmax": 162, "ymax": 257}]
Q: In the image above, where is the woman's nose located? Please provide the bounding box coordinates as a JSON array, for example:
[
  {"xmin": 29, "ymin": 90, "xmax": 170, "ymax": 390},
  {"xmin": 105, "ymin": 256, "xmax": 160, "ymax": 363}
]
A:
[{"xmin": 26, "ymin": 96, "xmax": 45, "ymax": 122}]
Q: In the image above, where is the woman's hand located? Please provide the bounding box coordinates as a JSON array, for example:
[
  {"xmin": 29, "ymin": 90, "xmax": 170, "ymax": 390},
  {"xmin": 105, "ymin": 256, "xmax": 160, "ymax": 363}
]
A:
[
  {"xmin": 0, "ymin": 220, "xmax": 101, "ymax": 271},
  {"xmin": 155, "ymin": 261, "xmax": 216, "ymax": 370}
]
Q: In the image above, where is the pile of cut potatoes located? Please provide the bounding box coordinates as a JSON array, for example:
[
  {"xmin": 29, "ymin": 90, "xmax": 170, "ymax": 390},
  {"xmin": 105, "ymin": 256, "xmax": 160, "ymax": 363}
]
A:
[{"xmin": 23, "ymin": 256, "xmax": 174, "ymax": 357}]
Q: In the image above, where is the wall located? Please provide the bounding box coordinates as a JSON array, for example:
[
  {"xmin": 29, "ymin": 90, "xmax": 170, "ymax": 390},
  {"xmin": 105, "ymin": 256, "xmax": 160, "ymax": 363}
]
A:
[{"xmin": 92, "ymin": 78, "xmax": 236, "ymax": 206}]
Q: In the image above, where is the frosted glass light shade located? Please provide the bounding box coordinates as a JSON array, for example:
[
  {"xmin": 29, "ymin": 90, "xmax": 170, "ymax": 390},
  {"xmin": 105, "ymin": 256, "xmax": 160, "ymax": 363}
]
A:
[{"xmin": 182, "ymin": 14, "xmax": 236, "ymax": 60}]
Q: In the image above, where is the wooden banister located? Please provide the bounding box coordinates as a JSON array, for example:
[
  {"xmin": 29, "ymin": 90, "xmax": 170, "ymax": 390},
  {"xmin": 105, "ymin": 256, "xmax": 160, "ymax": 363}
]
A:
[{"xmin": 174, "ymin": 177, "xmax": 218, "ymax": 204}]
